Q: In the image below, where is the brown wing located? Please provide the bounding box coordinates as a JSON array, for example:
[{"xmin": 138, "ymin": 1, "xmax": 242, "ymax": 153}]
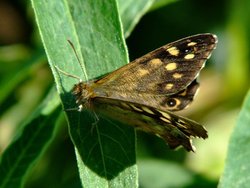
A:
[
  {"xmin": 92, "ymin": 97, "xmax": 208, "ymax": 152},
  {"xmin": 91, "ymin": 34, "xmax": 217, "ymax": 111}
]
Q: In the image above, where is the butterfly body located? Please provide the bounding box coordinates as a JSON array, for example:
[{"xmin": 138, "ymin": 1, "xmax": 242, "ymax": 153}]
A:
[{"xmin": 70, "ymin": 33, "xmax": 218, "ymax": 151}]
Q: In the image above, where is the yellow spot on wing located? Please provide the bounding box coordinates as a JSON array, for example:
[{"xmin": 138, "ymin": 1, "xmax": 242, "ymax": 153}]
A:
[
  {"xmin": 165, "ymin": 83, "xmax": 174, "ymax": 90},
  {"xmin": 160, "ymin": 117, "xmax": 170, "ymax": 123},
  {"xmin": 138, "ymin": 69, "xmax": 149, "ymax": 76},
  {"xmin": 167, "ymin": 47, "xmax": 179, "ymax": 56},
  {"xmin": 160, "ymin": 111, "xmax": 171, "ymax": 119},
  {"xmin": 149, "ymin": 58, "xmax": 163, "ymax": 67},
  {"xmin": 179, "ymin": 90, "xmax": 187, "ymax": 96},
  {"xmin": 187, "ymin": 42, "xmax": 197, "ymax": 46},
  {"xmin": 173, "ymin": 73, "xmax": 183, "ymax": 79},
  {"xmin": 130, "ymin": 104, "xmax": 143, "ymax": 112},
  {"xmin": 121, "ymin": 102, "xmax": 131, "ymax": 109},
  {"xmin": 184, "ymin": 54, "xmax": 195, "ymax": 59},
  {"xmin": 141, "ymin": 106, "xmax": 154, "ymax": 114},
  {"xmin": 165, "ymin": 63, "xmax": 177, "ymax": 71}
]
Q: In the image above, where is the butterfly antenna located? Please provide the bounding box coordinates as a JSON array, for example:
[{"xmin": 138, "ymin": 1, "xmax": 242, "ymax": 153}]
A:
[
  {"xmin": 67, "ymin": 40, "xmax": 88, "ymax": 81},
  {"xmin": 54, "ymin": 65, "xmax": 81, "ymax": 81}
]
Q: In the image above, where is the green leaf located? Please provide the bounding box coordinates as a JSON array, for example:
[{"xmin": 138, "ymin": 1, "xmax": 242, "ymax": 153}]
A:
[
  {"xmin": 0, "ymin": 88, "xmax": 61, "ymax": 188},
  {"xmin": 138, "ymin": 159, "xmax": 194, "ymax": 188},
  {"xmin": 117, "ymin": 0, "xmax": 177, "ymax": 38},
  {"xmin": 218, "ymin": 89, "xmax": 250, "ymax": 188},
  {"xmin": 118, "ymin": 0, "xmax": 155, "ymax": 38},
  {"xmin": 150, "ymin": 0, "xmax": 176, "ymax": 11},
  {"xmin": 32, "ymin": 0, "xmax": 140, "ymax": 187},
  {"xmin": 0, "ymin": 50, "xmax": 46, "ymax": 105}
]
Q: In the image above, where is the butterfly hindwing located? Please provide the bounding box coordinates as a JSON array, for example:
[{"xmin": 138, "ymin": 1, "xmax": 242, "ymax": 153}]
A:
[{"xmin": 92, "ymin": 97, "xmax": 207, "ymax": 151}]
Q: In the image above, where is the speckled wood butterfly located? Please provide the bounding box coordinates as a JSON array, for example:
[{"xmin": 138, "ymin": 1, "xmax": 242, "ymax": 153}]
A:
[{"xmin": 59, "ymin": 33, "xmax": 217, "ymax": 152}]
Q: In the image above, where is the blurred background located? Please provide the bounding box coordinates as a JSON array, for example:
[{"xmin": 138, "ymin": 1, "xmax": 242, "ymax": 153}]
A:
[{"xmin": 0, "ymin": 0, "xmax": 249, "ymax": 187}]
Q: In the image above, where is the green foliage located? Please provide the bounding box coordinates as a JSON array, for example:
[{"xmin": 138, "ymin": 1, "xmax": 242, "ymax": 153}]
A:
[
  {"xmin": 0, "ymin": 89, "xmax": 61, "ymax": 188},
  {"xmin": 219, "ymin": 90, "xmax": 250, "ymax": 188}
]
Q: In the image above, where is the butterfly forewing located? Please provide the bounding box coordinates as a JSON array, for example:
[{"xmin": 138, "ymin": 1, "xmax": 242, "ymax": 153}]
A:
[{"xmin": 92, "ymin": 34, "xmax": 217, "ymax": 111}]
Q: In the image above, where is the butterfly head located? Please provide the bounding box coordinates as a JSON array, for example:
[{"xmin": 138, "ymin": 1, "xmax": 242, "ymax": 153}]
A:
[{"xmin": 72, "ymin": 82, "xmax": 94, "ymax": 111}]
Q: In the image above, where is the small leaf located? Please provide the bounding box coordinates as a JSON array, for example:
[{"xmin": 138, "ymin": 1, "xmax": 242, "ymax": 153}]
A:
[
  {"xmin": 118, "ymin": 0, "xmax": 155, "ymax": 37},
  {"xmin": 0, "ymin": 51, "xmax": 46, "ymax": 105},
  {"xmin": 0, "ymin": 88, "xmax": 61, "ymax": 188},
  {"xmin": 219, "ymin": 89, "xmax": 250, "ymax": 188}
]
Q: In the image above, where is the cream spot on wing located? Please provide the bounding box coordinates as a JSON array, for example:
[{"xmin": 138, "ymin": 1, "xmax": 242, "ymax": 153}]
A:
[
  {"xmin": 149, "ymin": 58, "xmax": 163, "ymax": 67},
  {"xmin": 187, "ymin": 42, "xmax": 197, "ymax": 46},
  {"xmin": 184, "ymin": 53, "xmax": 195, "ymax": 59},
  {"xmin": 166, "ymin": 46, "xmax": 179, "ymax": 56},
  {"xmin": 174, "ymin": 99, "xmax": 181, "ymax": 107},
  {"xmin": 176, "ymin": 120, "xmax": 188, "ymax": 129},
  {"xmin": 179, "ymin": 90, "xmax": 187, "ymax": 96},
  {"xmin": 138, "ymin": 69, "xmax": 149, "ymax": 76},
  {"xmin": 165, "ymin": 63, "xmax": 177, "ymax": 71},
  {"xmin": 160, "ymin": 117, "xmax": 170, "ymax": 123},
  {"xmin": 130, "ymin": 104, "xmax": 143, "ymax": 112},
  {"xmin": 165, "ymin": 83, "xmax": 174, "ymax": 90},
  {"xmin": 141, "ymin": 106, "xmax": 154, "ymax": 114},
  {"xmin": 173, "ymin": 73, "xmax": 183, "ymax": 79},
  {"xmin": 120, "ymin": 102, "xmax": 131, "ymax": 109},
  {"xmin": 160, "ymin": 111, "xmax": 171, "ymax": 119}
]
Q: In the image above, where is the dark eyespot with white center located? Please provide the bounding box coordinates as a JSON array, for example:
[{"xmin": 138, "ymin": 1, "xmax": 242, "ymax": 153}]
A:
[{"xmin": 166, "ymin": 98, "xmax": 177, "ymax": 107}]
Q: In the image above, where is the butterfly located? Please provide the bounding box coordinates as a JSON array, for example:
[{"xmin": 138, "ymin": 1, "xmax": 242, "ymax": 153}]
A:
[{"xmin": 61, "ymin": 33, "xmax": 217, "ymax": 152}]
